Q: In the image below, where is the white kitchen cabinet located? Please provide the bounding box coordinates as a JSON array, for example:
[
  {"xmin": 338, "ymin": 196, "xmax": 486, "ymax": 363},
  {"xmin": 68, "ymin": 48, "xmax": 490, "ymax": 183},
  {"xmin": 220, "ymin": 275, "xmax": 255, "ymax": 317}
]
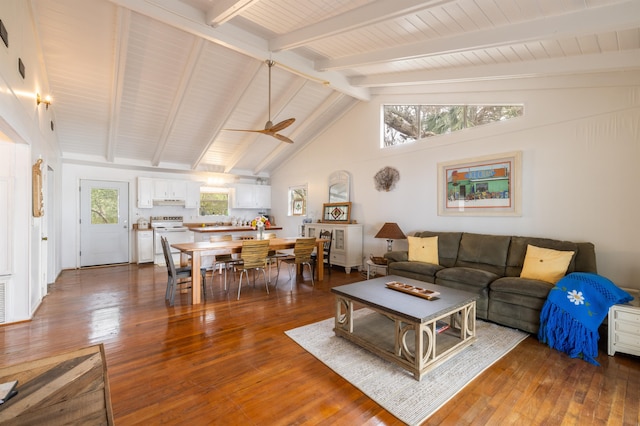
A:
[
  {"xmin": 185, "ymin": 181, "xmax": 202, "ymax": 209},
  {"xmin": 137, "ymin": 177, "xmax": 154, "ymax": 208},
  {"xmin": 230, "ymin": 184, "xmax": 271, "ymax": 209},
  {"xmin": 154, "ymin": 179, "xmax": 186, "ymax": 200},
  {"xmin": 137, "ymin": 230, "xmax": 154, "ymax": 263},
  {"xmin": 306, "ymin": 223, "xmax": 363, "ymax": 273}
]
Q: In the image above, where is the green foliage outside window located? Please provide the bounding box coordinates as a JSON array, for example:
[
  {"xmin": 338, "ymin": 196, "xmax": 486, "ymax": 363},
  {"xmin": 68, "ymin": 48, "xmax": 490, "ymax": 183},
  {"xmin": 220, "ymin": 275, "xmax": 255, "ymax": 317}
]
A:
[
  {"xmin": 91, "ymin": 188, "xmax": 119, "ymax": 224},
  {"xmin": 200, "ymin": 192, "xmax": 228, "ymax": 216},
  {"xmin": 383, "ymin": 104, "xmax": 523, "ymax": 147}
]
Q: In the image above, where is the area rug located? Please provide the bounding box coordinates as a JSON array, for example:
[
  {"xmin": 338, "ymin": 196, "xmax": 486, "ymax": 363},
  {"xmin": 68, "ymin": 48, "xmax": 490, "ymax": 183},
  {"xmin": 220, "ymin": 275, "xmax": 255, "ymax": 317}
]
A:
[{"xmin": 285, "ymin": 309, "xmax": 528, "ymax": 425}]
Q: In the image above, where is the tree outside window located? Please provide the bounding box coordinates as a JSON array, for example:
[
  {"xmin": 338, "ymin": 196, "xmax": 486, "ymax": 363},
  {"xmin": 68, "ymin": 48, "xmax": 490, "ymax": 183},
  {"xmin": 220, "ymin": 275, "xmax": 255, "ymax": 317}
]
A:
[
  {"xmin": 383, "ymin": 104, "xmax": 524, "ymax": 147},
  {"xmin": 200, "ymin": 190, "xmax": 229, "ymax": 215}
]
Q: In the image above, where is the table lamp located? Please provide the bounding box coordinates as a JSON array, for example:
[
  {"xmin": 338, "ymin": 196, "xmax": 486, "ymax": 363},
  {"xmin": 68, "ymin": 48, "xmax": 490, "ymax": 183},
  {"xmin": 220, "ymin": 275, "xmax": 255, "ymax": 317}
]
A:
[{"xmin": 375, "ymin": 222, "xmax": 406, "ymax": 252}]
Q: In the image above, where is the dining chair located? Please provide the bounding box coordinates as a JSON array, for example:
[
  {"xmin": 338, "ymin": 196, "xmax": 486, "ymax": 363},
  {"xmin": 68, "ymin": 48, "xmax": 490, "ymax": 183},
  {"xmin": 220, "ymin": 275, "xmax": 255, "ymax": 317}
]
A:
[
  {"xmin": 161, "ymin": 236, "xmax": 207, "ymax": 306},
  {"xmin": 276, "ymin": 237, "xmax": 316, "ymax": 291},
  {"xmin": 206, "ymin": 234, "xmax": 241, "ymax": 291},
  {"xmin": 235, "ymin": 239, "xmax": 271, "ymax": 300},
  {"xmin": 311, "ymin": 229, "xmax": 332, "ymax": 277}
]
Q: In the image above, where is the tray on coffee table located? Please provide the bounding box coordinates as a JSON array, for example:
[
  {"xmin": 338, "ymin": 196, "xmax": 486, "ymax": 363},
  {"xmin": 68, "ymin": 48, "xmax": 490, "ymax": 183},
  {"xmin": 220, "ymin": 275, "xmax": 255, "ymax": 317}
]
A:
[{"xmin": 385, "ymin": 281, "xmax": 440, "ymax": 300}]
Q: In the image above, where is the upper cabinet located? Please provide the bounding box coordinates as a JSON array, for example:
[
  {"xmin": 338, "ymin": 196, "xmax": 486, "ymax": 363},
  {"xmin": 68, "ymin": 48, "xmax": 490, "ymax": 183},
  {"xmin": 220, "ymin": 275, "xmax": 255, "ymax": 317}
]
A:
[
  {"xmin": 137, "ymin": 178, "xmax": 202, "ymax": 209},
  {"xmin": 230, "ymin": 184, "xmax": 271, "ymax": 209},
  {"xmin": 153, "ymin": 179, "xmax": 186, "ymax": 200},
  {"xmin": 137, "ymin": 177, "xmax": 154, "ymax": 208}
]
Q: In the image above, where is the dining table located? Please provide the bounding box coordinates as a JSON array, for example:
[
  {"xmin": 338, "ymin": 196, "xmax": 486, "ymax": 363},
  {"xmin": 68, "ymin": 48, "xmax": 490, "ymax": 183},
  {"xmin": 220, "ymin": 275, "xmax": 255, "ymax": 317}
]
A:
[{"xmin": 171, "ymin": 237, "xmax": 329, "ymax": 305}]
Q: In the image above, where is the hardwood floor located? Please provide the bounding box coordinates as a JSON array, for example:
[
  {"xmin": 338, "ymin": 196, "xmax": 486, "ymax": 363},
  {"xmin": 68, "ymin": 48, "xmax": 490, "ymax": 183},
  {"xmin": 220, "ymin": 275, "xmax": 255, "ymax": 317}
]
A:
[{"xmin": 1, "ymin": 264, "xmax": 638, "ymax": 425}]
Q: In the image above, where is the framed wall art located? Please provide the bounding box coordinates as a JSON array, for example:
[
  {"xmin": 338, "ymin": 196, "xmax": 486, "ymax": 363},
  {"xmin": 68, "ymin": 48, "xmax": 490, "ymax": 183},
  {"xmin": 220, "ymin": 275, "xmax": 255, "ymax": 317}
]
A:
[
  {"xmin": 321, "ymin": 202, "xmax": 352, "ymax": 223},
  {"xmin": 32, "ymin": 158, "xmax": 44, "ymax": 217},
  {"xmin": 437, "ymin": 151, "xmax": 522, "ymax": 216}
]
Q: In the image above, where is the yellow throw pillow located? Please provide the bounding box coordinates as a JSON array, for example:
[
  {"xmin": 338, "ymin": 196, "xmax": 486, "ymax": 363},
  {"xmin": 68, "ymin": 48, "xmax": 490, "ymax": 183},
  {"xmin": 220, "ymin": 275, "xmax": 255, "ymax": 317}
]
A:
[
  {"xmin": 520, "ymin": 244, "xmax": 574, "ymax": 284},
  {"xmin": 408, "ymin": 236, "xmax": 439, "ymax": 264}
]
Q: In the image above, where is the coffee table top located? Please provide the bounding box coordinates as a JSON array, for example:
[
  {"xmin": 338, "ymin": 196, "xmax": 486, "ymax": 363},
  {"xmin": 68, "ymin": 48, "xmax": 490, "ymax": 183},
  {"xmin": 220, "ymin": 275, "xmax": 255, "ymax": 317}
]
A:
[{"xmin": 331, "ymin": 275, "xmax": 478, "ymax": 323}]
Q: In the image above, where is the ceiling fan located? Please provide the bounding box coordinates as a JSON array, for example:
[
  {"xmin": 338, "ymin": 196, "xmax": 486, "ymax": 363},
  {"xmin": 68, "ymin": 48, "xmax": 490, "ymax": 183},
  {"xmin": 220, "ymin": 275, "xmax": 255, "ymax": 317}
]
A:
[{"xmin": 223, "ymin": 60, "xmax": 295, "ymax": 143}]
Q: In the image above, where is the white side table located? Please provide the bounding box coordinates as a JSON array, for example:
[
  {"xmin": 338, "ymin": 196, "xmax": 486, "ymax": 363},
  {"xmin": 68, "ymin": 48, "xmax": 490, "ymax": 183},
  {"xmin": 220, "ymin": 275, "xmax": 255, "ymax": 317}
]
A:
[
  {"xmin": 608, "ymin": 294, "xmax": 640, "ymax": 357},
  {"xmin": 366, "ymin": 259, "xmax": 388, "ymax": 279}
]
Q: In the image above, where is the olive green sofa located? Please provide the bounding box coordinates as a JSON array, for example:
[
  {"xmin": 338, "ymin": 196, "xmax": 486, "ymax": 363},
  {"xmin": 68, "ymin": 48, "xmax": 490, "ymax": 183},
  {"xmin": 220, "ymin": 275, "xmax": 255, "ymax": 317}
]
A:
[{"xmin": 384, "ymin": 231, "xmax": 597, "ymax": 334}]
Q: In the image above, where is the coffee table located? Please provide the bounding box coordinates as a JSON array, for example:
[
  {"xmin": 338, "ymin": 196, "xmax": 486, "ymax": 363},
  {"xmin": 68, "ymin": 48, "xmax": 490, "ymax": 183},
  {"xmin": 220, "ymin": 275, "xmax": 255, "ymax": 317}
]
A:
[{"xmin": 331, "ymin": 275, "xmax": 478, "ymax": 380}]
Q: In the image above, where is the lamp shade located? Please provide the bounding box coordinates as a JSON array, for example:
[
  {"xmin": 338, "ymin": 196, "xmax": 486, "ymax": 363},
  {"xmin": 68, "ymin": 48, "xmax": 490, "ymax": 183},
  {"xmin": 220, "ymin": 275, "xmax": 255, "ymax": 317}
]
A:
[{"xmin": 374, "ymin": 222, "xmax": 406, "ymax": 240}]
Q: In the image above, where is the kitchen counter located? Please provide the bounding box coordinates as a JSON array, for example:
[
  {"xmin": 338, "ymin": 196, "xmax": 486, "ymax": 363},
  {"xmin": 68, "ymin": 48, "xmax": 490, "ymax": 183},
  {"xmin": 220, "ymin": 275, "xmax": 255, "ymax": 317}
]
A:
[{"xmin": 187, "ymin": 225, "xmax": 283, "ymax": 233}]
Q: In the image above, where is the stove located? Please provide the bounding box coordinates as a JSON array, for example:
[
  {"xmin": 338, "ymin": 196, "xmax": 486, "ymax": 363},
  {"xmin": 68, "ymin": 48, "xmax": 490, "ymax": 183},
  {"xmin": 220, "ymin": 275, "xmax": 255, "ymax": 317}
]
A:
[{"xmin": 150, "ymin": 216, "xmax": 193, "ymax": 265}]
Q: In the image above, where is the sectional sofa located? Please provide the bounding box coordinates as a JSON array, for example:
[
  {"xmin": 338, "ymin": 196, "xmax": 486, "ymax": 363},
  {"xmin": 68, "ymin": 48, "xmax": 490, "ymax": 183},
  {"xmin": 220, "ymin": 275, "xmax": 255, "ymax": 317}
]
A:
[{"xmin": 384, "ymin": 231, "xmax": 597, "ymax": 334}]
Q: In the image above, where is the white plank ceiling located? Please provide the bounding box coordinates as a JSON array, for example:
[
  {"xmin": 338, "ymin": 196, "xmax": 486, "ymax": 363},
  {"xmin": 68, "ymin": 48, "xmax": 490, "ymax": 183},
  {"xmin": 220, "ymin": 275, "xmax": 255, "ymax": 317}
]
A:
[{"xmin": 30, "ymin": 0, "xmax": 640, "ymax": 177}]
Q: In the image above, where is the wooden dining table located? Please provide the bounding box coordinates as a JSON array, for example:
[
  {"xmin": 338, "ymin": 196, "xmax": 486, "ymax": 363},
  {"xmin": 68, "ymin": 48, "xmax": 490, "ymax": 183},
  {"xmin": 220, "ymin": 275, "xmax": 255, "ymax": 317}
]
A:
[{"xmin": 171, "ymin": 237, "xmax": 329, "ymax": 305}]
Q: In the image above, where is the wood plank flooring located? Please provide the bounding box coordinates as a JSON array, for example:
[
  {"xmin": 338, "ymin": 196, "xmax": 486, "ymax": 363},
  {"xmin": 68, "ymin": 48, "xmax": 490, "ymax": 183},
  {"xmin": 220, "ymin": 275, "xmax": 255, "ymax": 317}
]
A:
[{"xmin": 0, "ymin": 264, "xmax": 638, "ymax": 425}]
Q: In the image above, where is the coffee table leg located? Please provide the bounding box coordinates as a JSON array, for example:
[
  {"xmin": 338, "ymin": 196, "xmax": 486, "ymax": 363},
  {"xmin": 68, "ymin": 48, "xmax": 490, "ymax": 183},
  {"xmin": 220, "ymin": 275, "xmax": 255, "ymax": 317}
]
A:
[{"xmin": 335, "ymin": 297, "xmax": 353, "ymax": 333}]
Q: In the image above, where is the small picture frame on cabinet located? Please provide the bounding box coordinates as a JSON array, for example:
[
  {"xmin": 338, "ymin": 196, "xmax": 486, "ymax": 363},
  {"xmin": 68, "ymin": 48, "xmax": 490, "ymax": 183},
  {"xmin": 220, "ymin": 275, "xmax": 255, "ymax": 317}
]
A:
[{"xmin": 321, "ymin": 202, "xmax": 351, "ymax": 223}]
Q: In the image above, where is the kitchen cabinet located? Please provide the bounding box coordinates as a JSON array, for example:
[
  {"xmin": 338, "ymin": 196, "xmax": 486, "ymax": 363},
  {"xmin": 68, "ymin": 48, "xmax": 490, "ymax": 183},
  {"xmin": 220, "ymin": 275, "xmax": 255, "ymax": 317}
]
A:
[
  {"xmin": 230, "ymin": 184, "xmax": 271, "ymax": 209},
  {"xmin": 137, "ymin": 177, "xmax": 154, "ymax": 208},
  {"xmin": 185, "ymin": 181, "xmax": 201, "ymax": 209},
  {"xmin": 306, "ymin": 223, "xmax": 363, "ymax": 273},
  {"xmin": 136, "ymin": 230, "xmax": 154, "ymax": 264},
  {"xmin": 154, "ymin": 179, "xmax": 186, "ymax": 200}
]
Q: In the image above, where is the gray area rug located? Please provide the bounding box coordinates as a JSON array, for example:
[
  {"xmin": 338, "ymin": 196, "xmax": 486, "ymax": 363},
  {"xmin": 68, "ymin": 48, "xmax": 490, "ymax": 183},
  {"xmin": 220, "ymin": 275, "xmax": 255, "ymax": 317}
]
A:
[{"xmin": 285, "ymin": 308, "xmax": 528, "ymax": 425}]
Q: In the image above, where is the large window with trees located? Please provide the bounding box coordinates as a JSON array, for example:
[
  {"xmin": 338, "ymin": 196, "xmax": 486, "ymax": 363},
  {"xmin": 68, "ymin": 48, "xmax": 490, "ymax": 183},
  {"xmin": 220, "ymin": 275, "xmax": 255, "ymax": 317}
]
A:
[{"xmin": 382, "ymin": 104, "xmax": 523, "ymax": 147}]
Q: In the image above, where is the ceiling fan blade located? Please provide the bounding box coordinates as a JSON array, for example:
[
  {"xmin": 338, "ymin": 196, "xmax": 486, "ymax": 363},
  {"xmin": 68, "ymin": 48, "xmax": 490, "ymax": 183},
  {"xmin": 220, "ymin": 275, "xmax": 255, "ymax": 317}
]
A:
[
  {"xmin": 273, "ymin": 133, "xmax": 294, "ymax": 144},
  {"xmin": 268, "ymin": 118, "xmax": 295, "ymax": 132},
  {"xmin": 223, "ymin": 128, "xmax": 269, "ymax": 134}
]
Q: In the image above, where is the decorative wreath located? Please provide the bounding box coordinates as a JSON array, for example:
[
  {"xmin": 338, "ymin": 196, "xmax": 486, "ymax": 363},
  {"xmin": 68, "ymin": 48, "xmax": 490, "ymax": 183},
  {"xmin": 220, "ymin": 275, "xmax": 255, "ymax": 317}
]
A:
[{"xmin": 374, "ymin": 166, "xmax": 400, "ymax": 192}]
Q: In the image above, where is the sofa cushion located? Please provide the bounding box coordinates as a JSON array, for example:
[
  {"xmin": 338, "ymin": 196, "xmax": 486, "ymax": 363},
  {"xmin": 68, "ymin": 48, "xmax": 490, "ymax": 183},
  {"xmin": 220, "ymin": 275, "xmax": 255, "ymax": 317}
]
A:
[
  {"xmin": 454, "ymin": 233, "xmax": 511, "ymax": 276},
  {"xmin": 415, "ymin": 231, "xmax": 462, "ymax": 267},
  {"xmin": 490, "ymin": 276, "xmax": 554, "ymax": 300},
  {"xmin": 388, "ymin": 261, "xmax": 444, "ymax": 283},
  {"xmin": 520, "ymin": 245, "xmax": 574, "ymax": 283},
  {"xmin": 505, "ymin": 236, "xmax": 578, "ymax": 277},
  {"xmin": 408, "ymin": 236, "xmax": 438, "ymax": 264},
  {"xmin": 436, "ymin": 266, "xmax": 499, "ymax": 289}
]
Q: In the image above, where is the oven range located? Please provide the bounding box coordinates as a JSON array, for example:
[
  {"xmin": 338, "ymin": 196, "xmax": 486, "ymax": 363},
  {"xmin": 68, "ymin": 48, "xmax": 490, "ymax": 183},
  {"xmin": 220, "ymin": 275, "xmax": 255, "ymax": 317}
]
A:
[{"xmin": 150, "ymin": 216, "xmax": 193, "ymax": 265}]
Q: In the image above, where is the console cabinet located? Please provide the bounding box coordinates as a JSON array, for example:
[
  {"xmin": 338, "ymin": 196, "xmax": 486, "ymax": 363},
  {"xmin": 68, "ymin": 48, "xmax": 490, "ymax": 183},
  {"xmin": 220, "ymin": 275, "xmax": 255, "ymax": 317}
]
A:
[{"xmin": 306, "ymin": 223, "xmax": 363, "ymax": 273}]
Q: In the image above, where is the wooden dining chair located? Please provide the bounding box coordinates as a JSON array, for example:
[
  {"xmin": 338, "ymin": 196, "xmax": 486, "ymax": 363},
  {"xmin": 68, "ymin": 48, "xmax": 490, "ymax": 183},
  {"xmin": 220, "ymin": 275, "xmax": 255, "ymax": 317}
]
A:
[
  {"xmin": 311, "ymin": 229, "xmax": 332, "ymax": 277},
  {"xmin": 205, "ymin": 234, "xmax": 241, "ymax": 291},
  {"xmin": 235, "ymin": 239, "xmax": 271, "ymax": 300},
  {"xmin": 161, "ymin": 236, "xmax": 206, "ymax": 306},
  {"xmin": 276, "ymin": 237, "xmax": 316, "ymax": 291}
]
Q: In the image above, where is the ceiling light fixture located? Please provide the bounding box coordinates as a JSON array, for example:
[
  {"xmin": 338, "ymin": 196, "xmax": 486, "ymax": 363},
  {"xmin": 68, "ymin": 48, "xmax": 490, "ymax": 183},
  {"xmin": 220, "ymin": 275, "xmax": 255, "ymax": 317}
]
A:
[{"xmin": 36, "ymin": 93, "xmax": 51, "ymax": 110}]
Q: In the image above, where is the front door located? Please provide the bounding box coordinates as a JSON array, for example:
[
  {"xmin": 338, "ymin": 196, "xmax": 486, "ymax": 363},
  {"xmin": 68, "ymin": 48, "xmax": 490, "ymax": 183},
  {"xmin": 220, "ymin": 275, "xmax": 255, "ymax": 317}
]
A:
[{"xmin": 80, "ymin": 180, "xmax": 129, "ymax": 267}]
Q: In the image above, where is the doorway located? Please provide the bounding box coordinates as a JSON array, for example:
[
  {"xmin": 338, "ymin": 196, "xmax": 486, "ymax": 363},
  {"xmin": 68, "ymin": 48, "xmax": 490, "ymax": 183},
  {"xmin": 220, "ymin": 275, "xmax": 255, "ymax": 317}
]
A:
[{"xmin": 80, "ymin": 180, "xmax": 129, "ymax": 267}]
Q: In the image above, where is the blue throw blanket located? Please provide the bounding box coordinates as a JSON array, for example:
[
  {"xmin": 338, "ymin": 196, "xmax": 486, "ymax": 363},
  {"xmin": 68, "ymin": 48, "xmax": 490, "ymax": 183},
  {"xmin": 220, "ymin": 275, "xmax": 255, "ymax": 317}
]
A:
[{"xmin": 538, "ymin": 272, "xmax": 633, "ymax": 365}]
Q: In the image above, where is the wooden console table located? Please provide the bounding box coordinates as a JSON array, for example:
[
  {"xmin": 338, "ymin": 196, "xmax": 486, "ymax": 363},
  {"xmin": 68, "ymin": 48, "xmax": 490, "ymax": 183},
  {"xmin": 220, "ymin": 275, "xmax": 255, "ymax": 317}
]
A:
[{"xmin": 0, "ymin": 344, "xmax": 114, "ymax": 425}]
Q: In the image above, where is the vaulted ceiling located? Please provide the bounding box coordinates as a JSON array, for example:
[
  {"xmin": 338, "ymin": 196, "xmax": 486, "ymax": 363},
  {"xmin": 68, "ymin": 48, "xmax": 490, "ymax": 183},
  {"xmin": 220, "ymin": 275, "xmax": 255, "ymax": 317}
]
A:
[{"xmin": 30, "ymin": 0, "xmax": 640, "ymax": 177}]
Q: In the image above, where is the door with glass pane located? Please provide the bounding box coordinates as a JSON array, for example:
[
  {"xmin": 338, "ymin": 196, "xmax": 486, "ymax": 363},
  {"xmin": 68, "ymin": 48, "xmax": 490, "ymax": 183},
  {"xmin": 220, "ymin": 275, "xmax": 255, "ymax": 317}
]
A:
[{"xmin": 80, "ymin": 180, "xmax": 129, "ymax": 267}]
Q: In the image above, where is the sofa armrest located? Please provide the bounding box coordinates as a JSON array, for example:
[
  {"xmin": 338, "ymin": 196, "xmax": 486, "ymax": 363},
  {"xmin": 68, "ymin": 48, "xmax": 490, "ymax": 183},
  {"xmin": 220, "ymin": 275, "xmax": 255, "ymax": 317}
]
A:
[{"xmin": 384, "ymin": 251, "xmax": 408, "ymax": 263}]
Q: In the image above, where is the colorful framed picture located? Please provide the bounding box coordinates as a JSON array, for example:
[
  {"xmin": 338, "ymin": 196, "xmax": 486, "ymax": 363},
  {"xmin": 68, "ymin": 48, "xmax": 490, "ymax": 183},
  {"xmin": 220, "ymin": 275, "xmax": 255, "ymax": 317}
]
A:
[
  {"xmin": 321, "ymin": 202, "xmax": 352, "ymax": 223},
  {"xmin": 437, "ymin": 151, "xmax": 522, "ymax": 216}
]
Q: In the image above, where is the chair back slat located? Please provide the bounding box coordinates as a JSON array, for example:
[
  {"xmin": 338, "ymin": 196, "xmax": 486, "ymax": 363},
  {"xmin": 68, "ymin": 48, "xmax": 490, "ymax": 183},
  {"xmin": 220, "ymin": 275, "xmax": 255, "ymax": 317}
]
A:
[
  {"xmin": 293, "ymin": 238, "xmax": 316, "ymax": 264},
  {"xmin": 241, "ymin": 239, "xmax": 270, "ymax": 268},
  {"xmin": 161, "ymin": 236, "xmax": 178, "ymax": 278}
]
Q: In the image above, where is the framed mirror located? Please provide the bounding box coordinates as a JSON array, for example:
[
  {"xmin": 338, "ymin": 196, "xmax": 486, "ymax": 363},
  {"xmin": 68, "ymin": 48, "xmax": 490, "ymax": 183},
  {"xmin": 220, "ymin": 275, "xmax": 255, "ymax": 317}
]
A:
[{"xmin": 328, "ymin": 171, "xmax": 350, "ymax": 203}]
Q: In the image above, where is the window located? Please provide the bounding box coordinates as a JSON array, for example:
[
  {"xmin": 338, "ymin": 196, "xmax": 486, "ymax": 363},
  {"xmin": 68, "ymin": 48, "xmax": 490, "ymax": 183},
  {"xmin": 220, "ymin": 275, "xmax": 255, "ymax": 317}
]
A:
[
  {"xmin": 199, "ymin": 187, "xmax": 229, "ymax": 216},
  {"xmin": 91, "ymin": 188, "xmax": 119, "ymax": 224},
  {"xmin": 382, "ymin": 104, "xmax": 524, "ymax": 147}
]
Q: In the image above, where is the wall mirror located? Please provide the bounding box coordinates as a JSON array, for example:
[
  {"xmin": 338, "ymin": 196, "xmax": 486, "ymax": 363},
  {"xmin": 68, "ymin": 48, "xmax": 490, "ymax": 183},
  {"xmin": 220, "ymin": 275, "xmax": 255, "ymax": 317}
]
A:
[{"xmin": 328, "ymin": 171, "xmax": 350, "ymax": 203}]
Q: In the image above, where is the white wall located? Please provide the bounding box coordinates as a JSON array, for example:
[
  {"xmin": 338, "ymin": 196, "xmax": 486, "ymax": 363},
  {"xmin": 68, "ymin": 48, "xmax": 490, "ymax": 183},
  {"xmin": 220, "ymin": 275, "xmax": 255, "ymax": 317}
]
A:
[
  {"xmin": 271, "ymin": 72, "xmax": 640, "ymax": 290},
  {"xmin": 0, "ymin": 0, "xmax": 62, "ymax": 322}
]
